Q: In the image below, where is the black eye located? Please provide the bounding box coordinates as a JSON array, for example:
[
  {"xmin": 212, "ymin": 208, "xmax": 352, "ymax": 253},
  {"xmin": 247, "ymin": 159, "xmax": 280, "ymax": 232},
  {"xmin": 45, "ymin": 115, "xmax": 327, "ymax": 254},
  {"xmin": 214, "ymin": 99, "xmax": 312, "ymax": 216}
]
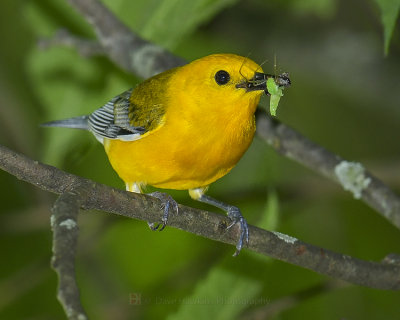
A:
[{"xmin": 214, "ymin": 70, "xmax": 230, "ymax": 85}]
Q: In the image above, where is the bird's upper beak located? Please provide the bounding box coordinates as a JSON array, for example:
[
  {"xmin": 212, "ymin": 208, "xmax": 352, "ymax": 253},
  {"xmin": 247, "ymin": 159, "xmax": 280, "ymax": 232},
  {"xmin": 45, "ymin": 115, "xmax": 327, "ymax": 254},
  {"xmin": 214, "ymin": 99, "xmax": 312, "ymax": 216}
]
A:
[{"xmin": 236, "ymin": 72, "xmax": 291, "ymax": 94}]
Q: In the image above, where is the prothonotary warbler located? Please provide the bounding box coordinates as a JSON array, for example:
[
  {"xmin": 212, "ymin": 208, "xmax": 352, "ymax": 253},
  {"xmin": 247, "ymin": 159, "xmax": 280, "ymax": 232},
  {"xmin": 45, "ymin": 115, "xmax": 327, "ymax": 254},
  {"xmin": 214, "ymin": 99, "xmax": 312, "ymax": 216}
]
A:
[{"xmin": 42, "ymin": 53, "xmax": 291, "ymax": 256}]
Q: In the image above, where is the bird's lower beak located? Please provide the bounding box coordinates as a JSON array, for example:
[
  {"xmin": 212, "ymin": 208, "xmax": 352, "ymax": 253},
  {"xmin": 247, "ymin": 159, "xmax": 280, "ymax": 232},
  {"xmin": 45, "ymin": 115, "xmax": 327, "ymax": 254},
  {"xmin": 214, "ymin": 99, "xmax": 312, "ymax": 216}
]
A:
[{"xmin": 236, "ymin": 72, "xmax": 291, "ymax": 94}]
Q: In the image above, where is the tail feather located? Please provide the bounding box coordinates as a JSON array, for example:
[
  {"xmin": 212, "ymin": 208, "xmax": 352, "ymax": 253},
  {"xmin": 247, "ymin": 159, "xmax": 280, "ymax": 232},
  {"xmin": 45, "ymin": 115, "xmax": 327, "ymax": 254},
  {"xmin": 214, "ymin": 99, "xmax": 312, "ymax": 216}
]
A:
[{"xmin": 41, "ymin": 115, "xmax": 89, "ymax": 130}]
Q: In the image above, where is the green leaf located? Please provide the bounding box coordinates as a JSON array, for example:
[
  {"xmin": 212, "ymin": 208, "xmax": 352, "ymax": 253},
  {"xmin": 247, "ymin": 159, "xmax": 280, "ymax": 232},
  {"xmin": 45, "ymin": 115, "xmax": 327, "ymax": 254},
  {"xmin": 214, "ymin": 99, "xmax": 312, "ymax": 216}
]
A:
[
  {"xmin": 98, "ymin": 220, "xmax": 209, "ymax": 290},
  {"xmin": 267, "ymin": 78, "xmax": 284, "ymax": 116},
  {"xmin": 374, "ymin": 0, "xmax": 400, "ymax": 55},
  {"xmin": 24, "ymin": 0, "xmax": 94, "ymax": 37},
  {"xmin": 167, "ymin": 267, "xmax": 262, "ymax": 320},
  {"xmin": 258, "ymin": 188, "xmax": 280, "ymax": 231},
  {"xmin": 103, "ymin": 0, "xmax": 240, "ymax": 49},
  {"xmin": 290, "ymin": 0, "xmax": 336, "ymax": 19}
]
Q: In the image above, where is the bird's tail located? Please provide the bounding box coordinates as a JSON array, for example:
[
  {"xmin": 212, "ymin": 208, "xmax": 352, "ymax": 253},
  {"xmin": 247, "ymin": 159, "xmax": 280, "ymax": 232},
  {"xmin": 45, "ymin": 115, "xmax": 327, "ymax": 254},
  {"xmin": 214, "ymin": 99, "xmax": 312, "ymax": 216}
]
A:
[{"xmin": 41, "ymin": 115, "xmax": 89, "ymax": 130}]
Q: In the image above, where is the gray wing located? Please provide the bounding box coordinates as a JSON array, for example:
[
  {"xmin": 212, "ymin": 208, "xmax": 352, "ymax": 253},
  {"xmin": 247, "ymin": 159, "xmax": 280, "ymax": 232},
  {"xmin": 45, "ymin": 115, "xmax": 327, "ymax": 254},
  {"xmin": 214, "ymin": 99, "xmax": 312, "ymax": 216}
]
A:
[{"xmin": 88, "ymin": 89, "xmax": 145, "ymax": 143}]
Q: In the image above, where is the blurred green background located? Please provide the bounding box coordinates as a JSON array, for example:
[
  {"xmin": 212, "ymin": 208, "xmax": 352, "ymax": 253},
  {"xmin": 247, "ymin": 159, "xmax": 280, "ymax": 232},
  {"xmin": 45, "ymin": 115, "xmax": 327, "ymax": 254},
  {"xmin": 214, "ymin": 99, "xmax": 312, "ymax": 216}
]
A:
[{"xmin": 1, "ymin": 0, "xmax": 400, "ymax": 319}]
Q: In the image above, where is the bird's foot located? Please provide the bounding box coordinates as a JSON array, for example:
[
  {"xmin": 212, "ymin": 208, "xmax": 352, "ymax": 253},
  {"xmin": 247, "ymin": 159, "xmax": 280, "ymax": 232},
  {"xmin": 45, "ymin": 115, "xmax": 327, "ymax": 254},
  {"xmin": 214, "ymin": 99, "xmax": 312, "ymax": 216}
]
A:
[
  {"xmin": 226, "ymin": 206, "xmax": 249, "ymax": 257},
  {"xmin": 147, "ymin": 192, "xmax": 179, "ymax": 231}
]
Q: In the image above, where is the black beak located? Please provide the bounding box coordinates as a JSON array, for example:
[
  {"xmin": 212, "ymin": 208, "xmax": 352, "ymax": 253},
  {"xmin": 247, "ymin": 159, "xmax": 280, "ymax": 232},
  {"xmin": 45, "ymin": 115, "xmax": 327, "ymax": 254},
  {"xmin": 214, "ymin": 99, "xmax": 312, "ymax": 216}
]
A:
[{"xmin": 236, "ymin": 72, "xmax": 291, "ymax": 94}]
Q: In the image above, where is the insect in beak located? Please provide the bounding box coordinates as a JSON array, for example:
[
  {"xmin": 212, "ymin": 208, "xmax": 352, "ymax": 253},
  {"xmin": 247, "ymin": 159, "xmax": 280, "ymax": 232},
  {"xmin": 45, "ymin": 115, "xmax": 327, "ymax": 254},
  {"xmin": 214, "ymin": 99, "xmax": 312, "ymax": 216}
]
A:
[{"xmin": 236, "ymin": 72, "xmax": 291, "ymax": 95}]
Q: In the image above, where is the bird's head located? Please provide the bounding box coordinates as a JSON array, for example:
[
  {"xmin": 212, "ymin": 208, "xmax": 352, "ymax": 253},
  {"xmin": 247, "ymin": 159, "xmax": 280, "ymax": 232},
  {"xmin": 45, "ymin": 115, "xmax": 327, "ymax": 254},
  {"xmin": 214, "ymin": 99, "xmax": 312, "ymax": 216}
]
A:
[{"xmin": 173, "ymin": 54, "xmax": 290, "ymax": 114}]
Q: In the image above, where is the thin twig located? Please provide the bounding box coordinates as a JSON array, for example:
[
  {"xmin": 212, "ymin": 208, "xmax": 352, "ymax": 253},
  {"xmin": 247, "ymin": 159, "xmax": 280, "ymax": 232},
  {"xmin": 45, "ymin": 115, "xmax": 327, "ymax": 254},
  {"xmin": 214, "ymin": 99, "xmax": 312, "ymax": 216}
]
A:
[
  {"xmin": 1, "ymin": 144, "xmax": 400, "ymax": 290},
  {"xmin": 51, "ymin": 189, "xmax": 88, "ymax": 320},
  {"xmin": 39, "ymin": 29, "xmax": 105, "ymax": 57},
  {"xmin": 240, "ymin": 279, "xmax": 348, "ymax": 320}
]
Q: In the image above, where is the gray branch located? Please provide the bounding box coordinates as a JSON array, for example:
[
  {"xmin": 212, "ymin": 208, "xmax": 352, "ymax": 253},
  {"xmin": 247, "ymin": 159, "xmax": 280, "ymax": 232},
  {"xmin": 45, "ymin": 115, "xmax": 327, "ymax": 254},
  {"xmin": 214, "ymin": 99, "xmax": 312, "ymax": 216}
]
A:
[
  {"xmin": 51, "ymin": 190, "xmax": 88, "ymax": 320},
  {"xmin": 39, "ymin": 29, "xmax": 105, "ymax": 57},
  {"xmin": 256, "ymin": 114, "xmax": 400, "ymax": 229},
  {"xmin": 66, "ymin": 0, "xmax": 185, "ymax": 78},
  {"xmin": 1, "ymin": 144, "xmax": 400, "ymax": 291}
]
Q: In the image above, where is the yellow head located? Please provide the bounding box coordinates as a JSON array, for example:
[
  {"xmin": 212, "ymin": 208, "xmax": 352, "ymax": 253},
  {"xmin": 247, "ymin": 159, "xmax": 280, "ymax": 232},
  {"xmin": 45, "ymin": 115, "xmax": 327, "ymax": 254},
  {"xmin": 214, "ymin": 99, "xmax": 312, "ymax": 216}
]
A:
[{"xmin": 167, "ymin": 54, "xmax": 267, "ymax": 119}]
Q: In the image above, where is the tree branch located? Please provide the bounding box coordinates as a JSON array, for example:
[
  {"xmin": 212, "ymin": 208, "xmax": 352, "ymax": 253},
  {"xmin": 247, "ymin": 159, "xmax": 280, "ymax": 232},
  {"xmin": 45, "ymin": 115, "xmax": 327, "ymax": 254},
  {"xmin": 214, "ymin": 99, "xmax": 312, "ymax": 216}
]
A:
[
  {"xmin": 51, "ymin": 190, "xmax": 88, "ymax": 320},
  {"xmin": 39, "ymin": 29, "xmax": 105, "ymax": 57},
  {"xmin": 66, "ymin": 0, "xmax": 185, "ymax": 78},
  {"xmin": 256, "ymin": 114, "xmax": 400, "ymax": 230},
  {"xmin": 1, "ymin": 144, "xmax": 400, "ymax": 291},
  {"xmin": 40, "ymin": 0, "xmax": 400, "ymax": 231}
]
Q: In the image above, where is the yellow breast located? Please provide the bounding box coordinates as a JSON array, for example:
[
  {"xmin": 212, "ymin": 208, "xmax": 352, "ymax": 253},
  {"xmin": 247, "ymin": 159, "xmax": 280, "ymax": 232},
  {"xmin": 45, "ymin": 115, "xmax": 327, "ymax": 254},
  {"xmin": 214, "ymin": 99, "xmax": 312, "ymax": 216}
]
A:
[
  {"xmin": 105, "ymin": 102, "xmax": 258, "ymax": 190},
  {"xmin": 104, "ymin": 54, "xmax": 264, "ymax": 190}
]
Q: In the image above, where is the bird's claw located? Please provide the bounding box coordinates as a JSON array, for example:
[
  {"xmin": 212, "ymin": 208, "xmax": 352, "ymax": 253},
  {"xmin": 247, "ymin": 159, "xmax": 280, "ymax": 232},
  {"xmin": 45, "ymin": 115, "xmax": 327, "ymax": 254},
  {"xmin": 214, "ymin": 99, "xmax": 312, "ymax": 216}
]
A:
[
  {"xmin": 148, "ymin": 192, "xmax": 178, "ymax": 231},
  {"xmin": 226, "ymin": 206, "xmax": 249, "ymax": 256}
]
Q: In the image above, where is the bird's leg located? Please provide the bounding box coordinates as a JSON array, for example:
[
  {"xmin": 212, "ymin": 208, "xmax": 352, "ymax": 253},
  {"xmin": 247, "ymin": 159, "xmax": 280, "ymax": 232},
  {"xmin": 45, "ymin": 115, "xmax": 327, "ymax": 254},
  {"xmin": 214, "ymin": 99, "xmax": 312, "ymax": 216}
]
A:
[
  {"xmin": 126, "ymin": 183, "xmax": 178, "ymax": 231},
  {"xmin": 189, "ymin": 188, "xmax": 249, "ymax": 256}
]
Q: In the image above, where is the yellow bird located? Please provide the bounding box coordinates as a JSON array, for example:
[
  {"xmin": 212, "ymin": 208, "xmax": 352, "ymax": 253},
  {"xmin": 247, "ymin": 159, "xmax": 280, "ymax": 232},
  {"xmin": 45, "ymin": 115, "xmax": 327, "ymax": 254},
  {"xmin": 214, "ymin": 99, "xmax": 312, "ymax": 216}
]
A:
[{"xmin": 43, "ymin": 53, "xmax": 290, "ymax": 256}]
